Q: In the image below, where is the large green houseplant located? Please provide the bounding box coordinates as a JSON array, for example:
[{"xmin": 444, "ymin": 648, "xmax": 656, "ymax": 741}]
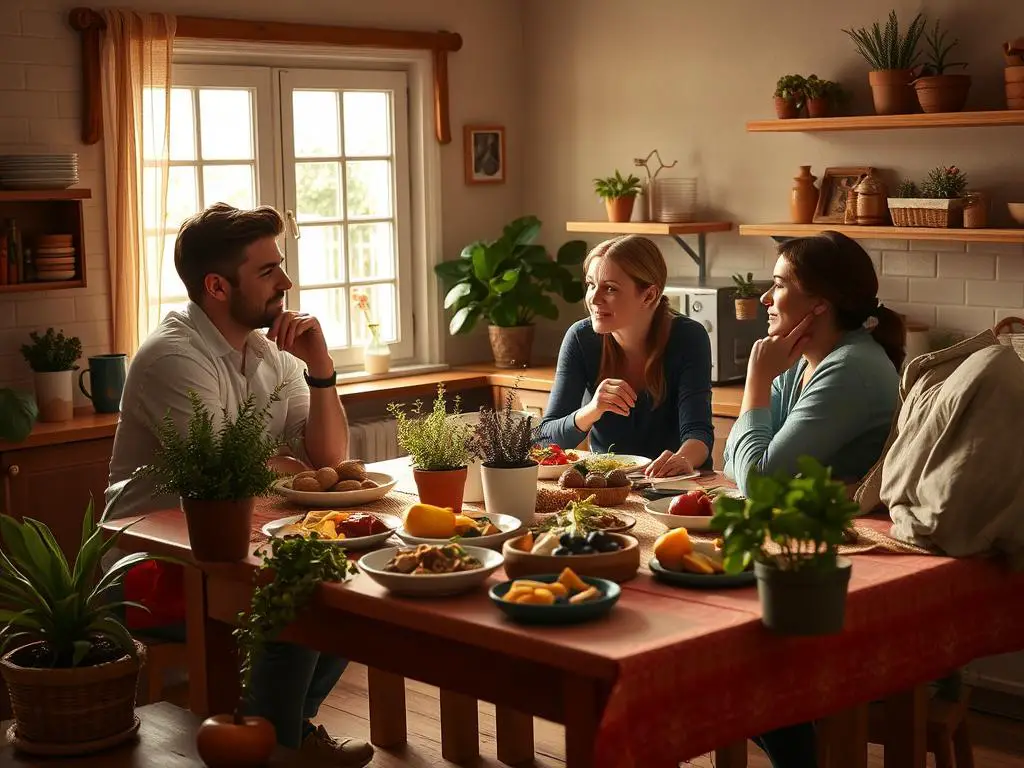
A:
[
  {"xmin": 135, "ymin": 388, "xmax": 282, "ymax": 562},
  {"xmin": 434, "ymin": 215, "xmax": 587, "ymax": 368},
  {"xmin": 0, "ymin": 491, "xmax": 176, "ymax": 752},
  {"xmin": 711, "ymin": 456, "xmax": 859, "ymax": 635},
  {"xmin": 843, "ymin": 10, "xmax": 926, "ymax": 115}
]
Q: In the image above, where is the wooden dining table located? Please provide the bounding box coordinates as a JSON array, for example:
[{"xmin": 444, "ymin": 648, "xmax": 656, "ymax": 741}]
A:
[{"xmin": 103, "ymin": 458, "xmax": 1024, "ymax": 768}]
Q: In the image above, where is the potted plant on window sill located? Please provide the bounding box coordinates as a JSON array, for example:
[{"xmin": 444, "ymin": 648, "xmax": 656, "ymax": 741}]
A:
[
  {"xmin": 0, "ymin": 492, "xmax": 178, "ymax": 754},
  {"xmin": 844, "ymin": 10, "xmax": 926, "ymax": 116},
  {"xmin": 20, "ymin": 327, "xmax": 82, "ymax": 423},
  {"xmin": 388, "ymin": 383, "xmax": 477, "ymax": 513},
  {"xmin": 732, "ymin": 272, "xmax": 760, "ymax": 320},
  {"xmin": 912, "ymin": 19, "xmax": 970, "ymax": 113},
  {"xmin": 434, "ymin": 215, "xmax": 587, "ymax": 369},
  {"xmin": 594, "ymin": 170, "xmax": 643, "ymax": 222},
  {"xmin": 135, "ymin": 387, "xmax": 282, "ymax": 562},
  {"xmin": 887, "ymin": 166, "xmax": 968, "ymax": 228},
  {"xmin": 711, "ymin": 456, "xmax": 859, "ymax": 636},
  {"xmin": 470, "ymin": 388, "xmax": 539, "ymax": 525},
  {"xmin": 197, "ymin": 533, "xmax": 357, "ymax": 768}
]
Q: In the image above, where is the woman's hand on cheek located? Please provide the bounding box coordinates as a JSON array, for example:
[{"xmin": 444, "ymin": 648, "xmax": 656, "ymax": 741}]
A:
[{"xmin": 748, "ymin": 309, "xmax": 818, "ymax": 384}]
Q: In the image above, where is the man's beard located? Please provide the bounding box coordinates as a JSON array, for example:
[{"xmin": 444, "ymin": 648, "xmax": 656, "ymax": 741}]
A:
[{"xmin": 229, "ymin": 291, "xmax": 284, "ymax": 330}]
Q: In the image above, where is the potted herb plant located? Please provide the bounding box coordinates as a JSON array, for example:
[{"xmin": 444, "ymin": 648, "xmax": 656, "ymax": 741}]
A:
[
  {"xmin": 732, "ymin": 273, "xmax": 760, "ymax": 320},
  {"xmin": 0, "ymin": 387, "xmax": 38, "ymax": 443},
  {"xmin": 773, "ymin": 74, "xmax": 806, "ymax": 119},
  {"xmin": 888, "ymin": 165, "xmax": 968, "ymax": 228},
  {"xmin": 844, "ymin": 10, "xmax": 927, "ymax": 115},
  {"xmin": 388, "ymin": 383, "xmax": 477, "ymax": 513},
  {"xmin": 912, "ymin": 19, "xmax": 970, "ymax": 113},
  {"xmin": 0, "ymin": 493, "xmax": 176, "ymax": 753},
  {"xmin": 470, "ymin": 389, "xmax": 539, "ymax": 525},
  {"xmin": 802, "ymin": 75, "xmax": 846, "ymax": 118},
  {"xmin": 197, "ymin": 533, "xmax": 357, "ymax": 768},
  {"xmin": 711, "ymin": 456, "xmax": 859, "ymax": 636},
  {"xmin": 20, "ymin": 327, "xmax": 82, "ymax": 423},
  {"xmin": 594, "ymin": 170, "xmax": 643, "ymax": 222},
  {"xmin": 135, "ymin": 388, "xmax": 282, "ymax": 562},
  {"xmin": 434, "ymin": 216, "xmax": 587, "ymax": 369}
]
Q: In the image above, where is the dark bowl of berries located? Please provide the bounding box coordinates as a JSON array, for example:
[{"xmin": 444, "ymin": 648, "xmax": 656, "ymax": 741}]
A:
[{"xmin": 502, "ymin": 529, "xmax": 640, "ymax": 583}]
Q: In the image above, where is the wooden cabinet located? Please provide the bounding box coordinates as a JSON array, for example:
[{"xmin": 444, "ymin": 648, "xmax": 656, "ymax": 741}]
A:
[
  {"xmin": 712, "ymin": 416, "xmax": 735, "ymax": 471},
  {"xmin": 493, "ymin": 386, "xmax": 548, "ymax": 419},
  {"xmin": 1, "ymin": 437, "xmax": 114, "ymax": 558},
  {"xmin": 0, "ymin": 189, "xmax": 91, "ymax": 293}
]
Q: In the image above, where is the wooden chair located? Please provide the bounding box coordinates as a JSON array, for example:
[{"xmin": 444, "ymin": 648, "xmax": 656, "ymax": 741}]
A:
[
  {"xmin": 137, "ymin": 638, "xmax": 188, "ymax": 705},
  {"xmin": 867, "ymin": 686, "xmax": 974, "ymax": 768}
]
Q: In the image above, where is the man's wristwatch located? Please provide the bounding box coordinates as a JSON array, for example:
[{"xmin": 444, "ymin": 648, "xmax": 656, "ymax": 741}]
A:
[{"xmin": 303, "ymin": 369, "xmax": 338, "ymax": 388}]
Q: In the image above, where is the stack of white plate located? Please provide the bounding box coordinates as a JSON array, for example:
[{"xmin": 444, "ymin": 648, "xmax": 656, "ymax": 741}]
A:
[
  {"xmin": 34, "ymin": 234, "xmax": 77, "ymax": 281},
  {"xmin": 0, "ymin": 154, "xmax": 79, "ymax": 190},
  {"xmin": 652, "ymin": 177, "xmax": 699, "ymax": 223}
]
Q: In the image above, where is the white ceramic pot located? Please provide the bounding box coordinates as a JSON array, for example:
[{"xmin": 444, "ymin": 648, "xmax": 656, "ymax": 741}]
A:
[
  {"xmin": 480, "ymin": 462, "xmax": 540, "ymax": 526},
  {"xmin": 454, "ymin": 410, "xmax": 534, "ymax": 503},
  {"xmin": 34, "ymin": 370, "xmax": 74, "ymax": 423}
]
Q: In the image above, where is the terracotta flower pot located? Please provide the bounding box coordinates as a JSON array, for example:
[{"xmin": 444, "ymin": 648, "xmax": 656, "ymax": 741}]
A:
[
  {"xmin": 488, "ymin": 324, "xmax": 535, "ymax": 369},
  {"xmin": 868, "ymin": 69, "xmax": 916, "ymax": 115},
  {"xmin": 412, "ymin": 466, "xmax": 468, "ymax": 513},
  {"xmin": 1005, "ymin": 66, "xmax": 1024, "ymax": 109},
  {"xmin": 914, "ymin": 74, "xmax": 971, "ymax": 113},
  {"xmin": 604, "ymin": 196, "xmax": 636, "ymax": 223},
  {"xmin": 774, "ymin": 96, "xmax": 800, "ymax": 119},
  {"xmin": 806, "ymin": 97, "xmax": 831, "ymax": 118},
  {"xmin": 196, "ymin": 714, "xmax": 277, "ymax": 768},
  {"xmin": 181, "ymin": 497, "xmax": 254, "ymax": 562},
  {"xmin": 735, "ymin": 298, "xmax": 760, "ymax": 321}
]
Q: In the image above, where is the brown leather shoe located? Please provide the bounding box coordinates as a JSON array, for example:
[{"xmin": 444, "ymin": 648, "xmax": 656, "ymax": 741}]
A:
[{"xmin": 300, "ymin": 724, "xmax": 374, "ymax": 767}]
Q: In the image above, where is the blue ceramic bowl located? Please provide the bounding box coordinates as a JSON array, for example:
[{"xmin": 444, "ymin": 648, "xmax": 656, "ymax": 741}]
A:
[
  {"xmin": 649, "ymin": 557, "xmax": 756, "ymax": 589},
  {"xmin": 489, "ymin": 574, "xmax": 621, "ymax": 625}
]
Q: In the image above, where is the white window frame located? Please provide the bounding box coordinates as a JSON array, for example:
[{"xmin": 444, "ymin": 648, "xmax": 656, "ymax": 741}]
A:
[{"xmin": 169, "ymin": 41, "xmax": 446, "ymax": 373}]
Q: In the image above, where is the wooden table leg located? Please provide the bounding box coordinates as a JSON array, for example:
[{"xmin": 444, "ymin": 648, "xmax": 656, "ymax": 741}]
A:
[
  {"xmin": 185, "ymin": 567, "xmax": 238, "ymax": 718},
  {"xmin": 563, "ymin": 676, "xmax": 603, "ymax": 768},
  {"xmin": 818, "ymin": 704, "xmax": 868, "ymax": 768},
  {"xmin": 439, "ymin": 689, "xmax": 479, "ymax": 764},
  {"xmin": 495, "ymin": 706, "xmax": 535, "ymax": 765},
  {"xmin": 366, "ymin": 667, "xmax": 407, "ymax": 748},
  {"xmin": 714, "ymin": 739, "xmax": 749, "ymax": 768},
  {"xmin": 883, "ymin": 685, "xmax": 928, "ymax": 768}
]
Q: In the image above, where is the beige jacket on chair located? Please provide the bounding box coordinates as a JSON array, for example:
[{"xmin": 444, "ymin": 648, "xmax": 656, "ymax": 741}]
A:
[{"xmin": 855, "ymin": 330, "xmax": 1024, "ymax": 567}]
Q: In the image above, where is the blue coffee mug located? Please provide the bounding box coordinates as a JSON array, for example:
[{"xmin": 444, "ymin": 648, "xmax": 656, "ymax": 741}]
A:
[{"xmin": 79, "ymin": 354, "xmax": 127, "ymax": 414}]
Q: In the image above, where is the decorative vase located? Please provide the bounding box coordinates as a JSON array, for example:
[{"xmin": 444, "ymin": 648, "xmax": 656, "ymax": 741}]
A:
[
  {"xmin": 774, "ymin": 96, "xmax": 800, "ymax": 119},
  {"xmin": 180, "ymin": 497, "xmax": 254, "ymax": 562},
  {"xmin": 789, "ymin": 166, "xmax": 819, "ymax": 224},
  {"xmin": 755, "ymin": 557, "xmax": 852, "ymax": 635},
  {"xmin": 488, "ymin": 324, "xmax": 534, "ymax": 369},
  {"xmin": 604, "ymin": 196, "xmax": 635, "ymax": 223},
  {"xmin": 412, "ymin": 467, "xmax": 468, "ymax": 514},
  {"xmin": 854, "ymin": 172, "xmax": 888, "ymax": 226},
  {"xmin": 33, "ymin": 370, "xmax": 74, "ymax": 423},
  {"xmin": 868, "ymin": 69, "xmax": 916, "ymax": 115},
  {"xmin": 196, "ymin": 714, "xmax": 277, "ymax": 768},
  {"xmin": 363, "ymin": 325, "xmax": 391, "ymax": 375},
  {"xmin": 480, "ymin": 462, "xmax": 539, "ymax": 526},
  {"xmin": 913, "ymin": 74, "xmax": 971, "ymax": 113}
]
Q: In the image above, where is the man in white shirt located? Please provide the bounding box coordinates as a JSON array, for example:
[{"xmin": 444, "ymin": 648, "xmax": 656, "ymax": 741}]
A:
[{"xmin": 106, "ymin": 203, "xmax": 372, "ymax": 766}]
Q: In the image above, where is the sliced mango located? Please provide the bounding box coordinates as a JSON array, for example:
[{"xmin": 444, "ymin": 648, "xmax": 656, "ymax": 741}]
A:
[
  {"xmin": 569, "ymin": 586, "xmax": 601, "ymax": 604},
  {"xmin": 404, "ymin": 503, "xmax": 457, "ymax": 538},
  {"xmin": 679, "ymin": 552, "xmax": 716, "ymax": 575},
  {"xmin": 516, "ymin": 531, "xmax": 535, "ymax": 552},
  {"xmin": 557, "ymin": 567, "xmax": 589, "ymax": 594},
  {"xmin": 504, "ymin": 586, "xmax": 534, "ymax": 603},
  {"xmin": 531, "ymin": 588, "xmax": 557, "ymax": 605}
]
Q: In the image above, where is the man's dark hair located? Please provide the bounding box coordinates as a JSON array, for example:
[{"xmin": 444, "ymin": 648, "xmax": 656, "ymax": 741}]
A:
[{"xmin": 174, "ymin": 203, "xmax": 284, "ymax": 302}]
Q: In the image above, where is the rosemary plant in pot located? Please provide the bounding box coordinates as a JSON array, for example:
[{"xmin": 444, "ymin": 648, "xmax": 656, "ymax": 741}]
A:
[
  {"xmin": 843, "ymin": 10, "xmax": 926, "ymax": 115},
  {"xmin": 388, "ymin": 383, "xmax": 477, "ymax": 513},
  {"xmin": 711, "ymin": 456, "xmax": 859, "ymax": 636},
  {"xmin": 19, "ymin": 327, "xmax": 82, "ymax": 423},
  {"xmin": 0, "ymin": 492, "xmax": 176, "ymax": 753},
  {"xmin": 136, "ymin": 389, "xmax": 281, "ymax": 562},
  {"xmin": 196, "ymin": 533, "xmax": 357, "ymax": 768},
  {"xmin": 470, "ymin": 390, "xmax": 539, "ymax": 525}
]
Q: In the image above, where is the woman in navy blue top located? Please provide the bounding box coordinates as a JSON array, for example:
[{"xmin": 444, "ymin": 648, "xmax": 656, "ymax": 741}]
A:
[{"xmin": 538, "ymin": 235, "xmax": 714, "ymax": 476}]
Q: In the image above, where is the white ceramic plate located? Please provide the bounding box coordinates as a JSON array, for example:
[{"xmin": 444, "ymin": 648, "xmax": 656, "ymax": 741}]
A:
[
  {"xmin": 356, "ymin": 545, "xmax": 504, "ymax": 597},
  {"xmin": 272, "ymin": 471, "xmax": 397, "ymax": 508},
  {"xmin": 395, "ymin": 512, "xmax": 525, "ymax": 550},
  {"xmin": 261, "ymin": 512, "xmax": 402, "ymax": 551},
  {"xmin": 644, "ymin": 496, "xmax": 722, "ymax": 531}
]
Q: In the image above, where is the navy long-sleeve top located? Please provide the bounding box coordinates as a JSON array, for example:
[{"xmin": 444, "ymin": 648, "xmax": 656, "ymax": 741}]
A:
[{"xmin": 537, "ymin": 315, "xmax": 715, "ymax": 468}]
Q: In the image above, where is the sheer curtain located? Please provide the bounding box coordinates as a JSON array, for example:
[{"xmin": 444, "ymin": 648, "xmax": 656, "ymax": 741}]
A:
[{"xmin": 100, "ymin": 10, "xmax": 176, "ymax": 354}]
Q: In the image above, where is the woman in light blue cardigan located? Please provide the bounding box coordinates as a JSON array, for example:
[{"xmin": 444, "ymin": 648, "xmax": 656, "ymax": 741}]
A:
[{"xmin": 723, "ymin": 231, "xmax": 904, "ymax": 768}]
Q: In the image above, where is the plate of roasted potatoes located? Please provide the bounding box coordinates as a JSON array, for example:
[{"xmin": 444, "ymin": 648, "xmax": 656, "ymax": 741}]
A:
[{"xmin": 273, "ymin": 460, "xmax": 397, "ymax": 507}]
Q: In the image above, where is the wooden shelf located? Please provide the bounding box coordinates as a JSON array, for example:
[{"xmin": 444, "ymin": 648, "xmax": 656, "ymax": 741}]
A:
[
  {"xmin": 0, "ymin": 280, "xmax": 85, "ymax": 294},
  {"xmin": 566, "ymin": 221, "xmax": 732, "ymax": 235},
  {"xmin": 739, "ymin": 223, "xmax": 1024, "ymax": 244},
  {"xmin": 0, "ymin": 189, "xmax": 91, "ymax": 202},
  {"xmin": 746, "ymin": 110, "xmax": 1024, "ymax": 133}
]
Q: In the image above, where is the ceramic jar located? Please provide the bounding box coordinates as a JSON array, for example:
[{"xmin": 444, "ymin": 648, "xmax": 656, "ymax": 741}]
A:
[{"xmin": 854, "ymin": 172, "xmax": 887, "ymax": 225}]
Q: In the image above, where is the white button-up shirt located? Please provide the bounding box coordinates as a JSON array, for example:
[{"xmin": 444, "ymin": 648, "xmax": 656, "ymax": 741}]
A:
[{"xmin": 106, "ymin": 301, "xmax": 309, "ymax": 520}]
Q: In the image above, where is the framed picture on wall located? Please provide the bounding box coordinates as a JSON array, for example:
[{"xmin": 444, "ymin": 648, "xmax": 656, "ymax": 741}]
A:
[
  {"xmin": 464, "ymin": 125, "xmax": 506, "ymax": 184},
  {"xmin": 814, "ymin": 166, "xmax": 873, "ymax": 224}
]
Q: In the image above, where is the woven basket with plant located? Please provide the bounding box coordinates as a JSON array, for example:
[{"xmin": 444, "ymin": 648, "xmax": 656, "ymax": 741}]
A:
[{"xmin": 888, "ymin": 165, "xmax": 967, "ymax": 228}]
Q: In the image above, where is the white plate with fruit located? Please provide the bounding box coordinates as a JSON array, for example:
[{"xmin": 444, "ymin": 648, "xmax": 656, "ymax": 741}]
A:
[
  {"xmin": 274, "ymin": 461, "xmax": 397, "ymax": 507},
  {"xmin": 649, "ymin": 528, "xmax": 754, "ymax": 588},
  {"xmin": 396, "ymin": 505, "xmax": 524, "ymax": 550},
  {"xmin": 530, "ymin": 444, "xmax": 585, "ymax": 480},
  {"xmin": 644, "ymin": 489, "xmax": 741, "ymax": 531}
]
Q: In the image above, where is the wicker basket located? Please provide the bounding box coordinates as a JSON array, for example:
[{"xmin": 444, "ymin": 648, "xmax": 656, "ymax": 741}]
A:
[
  {"xmin": 562, "ymin": 483, "xmax": 632, "ymax": 507},
  {"xmin": 0, "ymin": 640, "xmax": 144, "ymax": 748},
  {"xmin": 887, "ymin": 197, "xmax": 965, "ymax": 228}
]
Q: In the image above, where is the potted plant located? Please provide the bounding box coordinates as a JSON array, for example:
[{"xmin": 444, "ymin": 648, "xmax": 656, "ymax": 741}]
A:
[
  {"xmin": 19, "ymin": 327, "xmax": 82, "ymax": 423},
  {"xmin": 434, "ymin": 216, "xmax": 587, "ymax": 369},
  {"xmin": 135, "ymin": 388, "xmax": 282, "ymax": 562},
  {"xmin": 0, "ymin": 387, "xmax": 38, "ymax": 443},
  {"xmin": 594, "ymin": 170, "xmax": 643, "ymax": 222},
  {"xmin": 888, "ymin": 165, "xmax": 968, "ymax": 228},
  {"xmin": 711, "ymin": 456, "xmax": 859, "ymax": 635},
  {"xmin": 844, "ymin": 10, "xmax": 927, "ymax": 115},
  {"xmin": 388, "ymin": 383, "xmax": 477, "ymax": 513},
  {"xmin": 470, "ymin": 389, "xmax": 539, "ymax": 525},
  {"xmin": 802, "ymin": 75, "xmax": 846, "ymax": 118},
  {"xmin": 0, "ymin": 494, "xmax": 176, "ymax": 753},
  {"xmin": 197, "ymin": 533, "xmax": 357, "ymax": 768},
  {"xmin": 912, "ymin": 19, "xmax": 970, "ymax": 113},
  {"xmin": 773, "ymin": 74, "xmax": 806, "ymax": 119},
  {"xmin": 732, "ymin": 273, "xmax": 760, "ymax": 320}
]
